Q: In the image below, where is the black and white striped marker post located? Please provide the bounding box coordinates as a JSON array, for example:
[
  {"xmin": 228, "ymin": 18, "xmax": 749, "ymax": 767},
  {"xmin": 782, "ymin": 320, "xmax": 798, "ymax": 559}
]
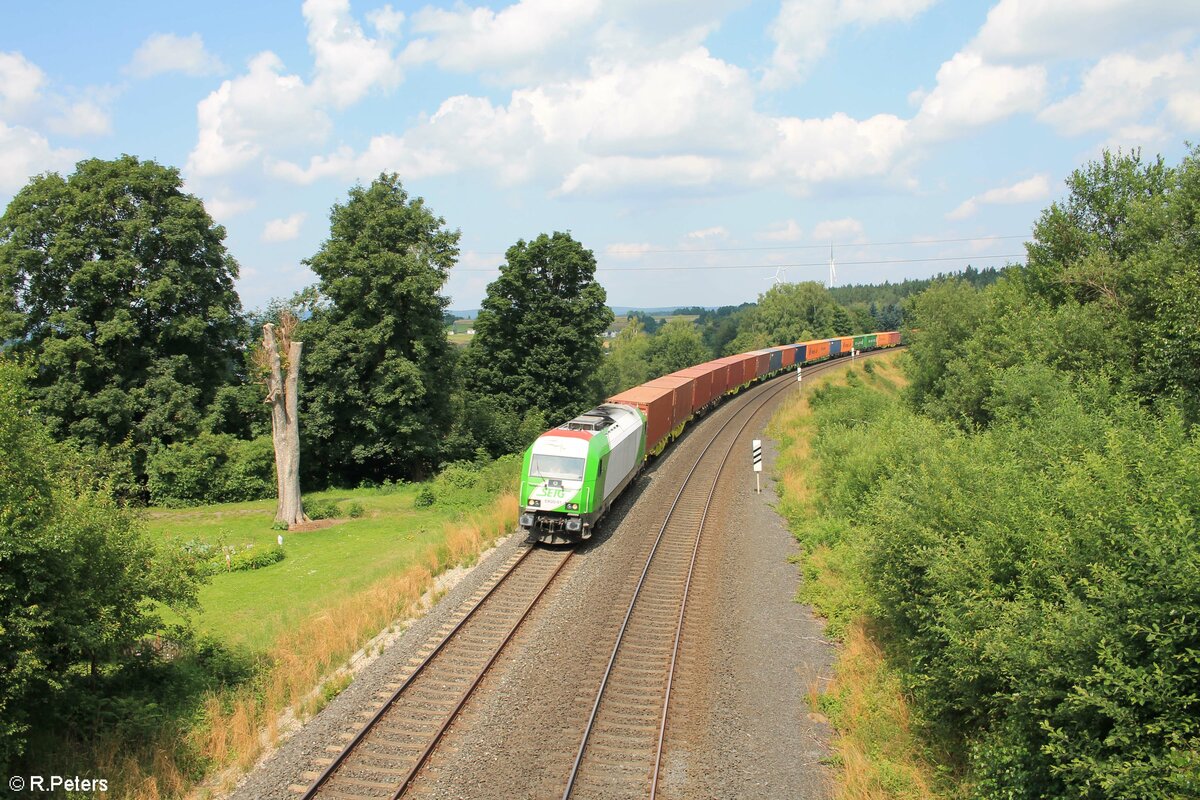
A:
[{"xmin": 752, "ymin": 438, "xmax": 762, "ymax": 494}]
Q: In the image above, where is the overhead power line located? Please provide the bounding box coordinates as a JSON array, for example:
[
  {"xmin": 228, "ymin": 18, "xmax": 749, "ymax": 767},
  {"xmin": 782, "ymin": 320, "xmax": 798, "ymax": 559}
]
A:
[
  {"xmin": 467, "ymin": 233, "xmax": 1030, "ymax": 257},
  {"xmin": 453, "ymin": 253, "xmax": 1027, "ymax": 273}
]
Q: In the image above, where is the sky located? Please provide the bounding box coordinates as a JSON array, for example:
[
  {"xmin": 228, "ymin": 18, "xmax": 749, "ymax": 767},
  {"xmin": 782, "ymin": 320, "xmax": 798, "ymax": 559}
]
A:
[{"xmin": 2, "ymin": 0, "xmax": 1199, "ymax": 312}]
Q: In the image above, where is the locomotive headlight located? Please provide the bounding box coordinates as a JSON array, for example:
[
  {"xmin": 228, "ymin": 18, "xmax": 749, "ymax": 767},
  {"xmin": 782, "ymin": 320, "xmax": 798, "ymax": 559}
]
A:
[
  {"xmin": 566, "ymin": 502, "xmax": 579, "ymax": 511},
  {"xmin": 528, "ymin": 499, "xmax": 541, "ymax": 507}
]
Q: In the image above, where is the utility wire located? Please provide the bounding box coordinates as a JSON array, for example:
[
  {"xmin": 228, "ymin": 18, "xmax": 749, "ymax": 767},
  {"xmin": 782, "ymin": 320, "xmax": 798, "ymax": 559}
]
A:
[
  {"xmin": 453, "ymin": 253, "xmax": 1026, "ymax": 273},
  {"xmin": 466, "ymin": 233, "xmax": 1030, "ymax": 257}
]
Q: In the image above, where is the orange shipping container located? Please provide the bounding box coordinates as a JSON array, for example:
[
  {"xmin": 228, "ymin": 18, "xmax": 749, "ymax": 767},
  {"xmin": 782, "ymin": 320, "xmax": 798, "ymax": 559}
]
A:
[
  {"xmin": 670, "ymin": 366, "xmax": 716, "ymax": 412},
  {"xmin": 696, "ymin": 360, "xmax": 731, "ymax": 396},
  {"xmin": 644, "ymin": 375, "xmax": 696, "ymax": 427},
  {"xmin": 712, "ymin": 355, "xmax": 747, "ymax": 389},
  {"xmin": 781, "ymin": 346, "xmax": 796, "ymax": 367},
  {"xmin": 838, "ymin": 336, "xmax": 853, "ymax": 353},
  {"xmin": 802, "ymin": 339, "xmax": 830, "ymax": 361},
  {"xmin": 608, "ymin": 384, "xmax": 677, "ymax": 456}
]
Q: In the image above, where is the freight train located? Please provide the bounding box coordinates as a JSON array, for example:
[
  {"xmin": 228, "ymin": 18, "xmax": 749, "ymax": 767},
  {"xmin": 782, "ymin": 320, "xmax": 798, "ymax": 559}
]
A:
[{"xmin": 518, "ymin": 331, "xmax": 901, "ymax": 543}]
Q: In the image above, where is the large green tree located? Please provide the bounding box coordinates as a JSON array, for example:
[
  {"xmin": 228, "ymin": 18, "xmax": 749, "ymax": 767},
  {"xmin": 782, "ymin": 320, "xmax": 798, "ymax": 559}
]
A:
[
  {"xmin": 464, "ymin": 232, "xmax": 612, "ymax": 442},
  {"xmin": 301, "ymin": 174, "xmax": 459, "ymax": 482},
  {"xmin": 0, "ymin": 156, "xmax": 242, "ymax": 478}
]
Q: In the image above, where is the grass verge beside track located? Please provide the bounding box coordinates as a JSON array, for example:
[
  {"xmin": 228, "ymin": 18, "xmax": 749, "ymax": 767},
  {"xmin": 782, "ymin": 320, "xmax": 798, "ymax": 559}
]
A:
[
  {"xmin": 53, "ymin": 461, "xmax": 520, "ymax": 799},
  {"xmin": 767, "ymin": 352, "xmax": 941, "ymax": 800}
]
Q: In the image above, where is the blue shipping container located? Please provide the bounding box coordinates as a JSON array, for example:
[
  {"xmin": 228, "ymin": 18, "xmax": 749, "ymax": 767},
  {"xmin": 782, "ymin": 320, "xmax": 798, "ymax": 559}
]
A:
[{"xmin": 829, "ymin": 338, "xmax": 842, "ymax": 356}]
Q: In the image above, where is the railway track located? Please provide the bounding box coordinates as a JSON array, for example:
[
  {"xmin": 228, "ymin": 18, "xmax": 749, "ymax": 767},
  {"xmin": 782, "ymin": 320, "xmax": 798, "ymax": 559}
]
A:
[
  {"xmin": 298, "ymin": 351, "xmax": 886, "ymax": 800},
  {"xmin": 300, "ymin": 544, "xmax": 572, "ymax": 800},
  {"xmin": 562, "ymin": 356, "xmax": 852, "ymax": 799}
]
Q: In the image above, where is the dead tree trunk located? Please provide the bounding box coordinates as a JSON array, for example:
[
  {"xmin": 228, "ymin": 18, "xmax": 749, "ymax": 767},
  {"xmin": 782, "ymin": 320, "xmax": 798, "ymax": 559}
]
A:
[{"xmin": 263, "ymin": 321, "xmax": 308, "ymax": 527}]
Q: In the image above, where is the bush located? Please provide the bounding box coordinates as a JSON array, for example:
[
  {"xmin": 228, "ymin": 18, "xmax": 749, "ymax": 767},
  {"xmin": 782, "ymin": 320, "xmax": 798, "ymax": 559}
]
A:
[
  {"xmin": 346, "ymin": 502, "xmax": 365, "ymax": 518},
  {"xmin": 413, "ymin": 486, "xmax": 435, "ymax": 508},
  {"xmin": 229, "ymin": 545, "xmax": 285, "ymax": 572},
  {"xmin": 304, "ymin": 499, "xmax": 341, "ymax": 520},
  {"xmin": 146, "ymin": 433, "xmax": 274, "ymax": 506}
]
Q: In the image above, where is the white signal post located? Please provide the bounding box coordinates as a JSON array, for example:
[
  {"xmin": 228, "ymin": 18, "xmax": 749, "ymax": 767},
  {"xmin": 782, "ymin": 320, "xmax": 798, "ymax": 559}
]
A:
[{"xmin": 752, "ymin": 438, "xmax": 763, "ymax": 494}]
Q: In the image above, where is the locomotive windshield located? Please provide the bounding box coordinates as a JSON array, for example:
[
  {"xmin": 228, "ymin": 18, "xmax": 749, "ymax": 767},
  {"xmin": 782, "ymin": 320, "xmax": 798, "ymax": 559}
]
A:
[{"xmin": 529, "ymin": 455, "xmax": 586, "ymax": 481}]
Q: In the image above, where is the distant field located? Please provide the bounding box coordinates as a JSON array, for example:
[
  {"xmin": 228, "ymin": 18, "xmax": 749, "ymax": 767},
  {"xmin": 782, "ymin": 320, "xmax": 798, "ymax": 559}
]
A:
[
  {"xmin": 607, "ymin": 313, "xmax": 699, "ymax": 333},
  {"xmin": 145, "ymin": 481, "xmax": 508, "ymax": 652}
]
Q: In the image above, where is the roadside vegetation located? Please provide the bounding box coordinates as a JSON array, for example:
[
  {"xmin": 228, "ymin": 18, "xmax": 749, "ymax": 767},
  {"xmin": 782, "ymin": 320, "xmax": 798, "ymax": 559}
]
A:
[{"xmin": 771, "ymin": 147, "xmax": 1200, "ymax": 799}]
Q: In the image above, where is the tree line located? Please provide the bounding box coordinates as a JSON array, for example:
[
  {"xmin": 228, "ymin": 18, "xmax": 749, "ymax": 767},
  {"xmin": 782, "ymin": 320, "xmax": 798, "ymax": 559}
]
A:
[{"xmin": 0, "ymin": 154, "xmax": 934, "ymax": 507}]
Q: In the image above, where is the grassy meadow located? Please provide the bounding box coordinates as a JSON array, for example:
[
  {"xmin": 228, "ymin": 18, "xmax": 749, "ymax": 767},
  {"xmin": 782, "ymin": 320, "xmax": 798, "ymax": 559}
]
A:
[{"xmin": 75, "ymin": 459, "xmax": 522, "ymax": 798}]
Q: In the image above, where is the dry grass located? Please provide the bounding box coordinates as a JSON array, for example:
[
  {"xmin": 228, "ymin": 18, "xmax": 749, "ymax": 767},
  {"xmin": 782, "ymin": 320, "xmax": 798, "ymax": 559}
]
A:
[
  {"xmin": 817, "ymin": 621, "xmax": 936, "ymax": 800},
  {"xmin": 771, "ymin": 352, "xmax": 940, "ymax": 800},
  {"xmin": 194, "ymin": 491, "xmax": 519, "ymax": 777},
  {"xmin": 76, "ymin": 491, "xmax": 520, "ymax": 799}
]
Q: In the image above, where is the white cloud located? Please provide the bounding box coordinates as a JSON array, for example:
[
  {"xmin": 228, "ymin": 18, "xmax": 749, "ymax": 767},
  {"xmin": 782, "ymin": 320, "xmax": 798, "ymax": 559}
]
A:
[
  {"xmin": 685, "ymin": 226, "xmax": 729, "ymax": 240},
  {"xmin": 261, "ymin": 212, "xmax": 307, "ymax": 242},
  {"xmin": 1167, "ymin": 90, "xmax": 1200, "ymax": 130},
  {"xmin": 303, "ymin": 0, "xmax": 402, "ymax": 106},
  {"xmin": 605, "ymin": 242, "xmax": 655, "ymax": 259},
  {"xmin": 46, "ymin": 100, "xmax": 111, "ymax": 137},
  {"xmin": 759, "ymin": 219, "xmax": 804, "ymax": 241},
  {"xmin": 762, "ymin": 0, "xmax": 937, "ymax": 89},
  {"xmin": 366, "ymin": 4, "xmax": 405, "ymax": 36},
  {"xmin": 755, "ymin": 112, "xmax": 909, "ymax": 185},
  {"xmin": 187, "ymin": 1, "xmax": 401, "ymax": 177},
  {"xmin": 0, "ymin": 51, "xmax": 46, "ymax": 118},
  {"xmin": 947, "ymin": 174, "xmax": 1051, "ymax": 220},
  {"xmin": 972, "ymin": 0, "xmax": 1200, "ymax": 63},
  {"xmin": 0, "ymin": 121, "xmax": 82, "ymax": 191},
  {"xmin": 912, "ymin": 51, "xmax": 1046, "ymax": 140},
  {"xmin": 402, "ymin": 0, "xmax": 601, "ymax": 81},
  {"xmin": 1039, "ymin": 51, "xmax": 1199, "ymax": 136},
  {"xmin": 204, "ymin": 193, "xmax": 257, "ymax": 221},
  {"xmin": 559, "ymin": 154, "xmax": 722, "ymax": 195},
  {"xmin": 127, "ymin": 33, "xmax": 225, "ymax": 78},
  {"xmin": 187, "ymin": 52, "xmax": 332, "ymax": 177},
  {"xmin": 811, "ymin": 217, "xmax": 866, "ymax": 243}
]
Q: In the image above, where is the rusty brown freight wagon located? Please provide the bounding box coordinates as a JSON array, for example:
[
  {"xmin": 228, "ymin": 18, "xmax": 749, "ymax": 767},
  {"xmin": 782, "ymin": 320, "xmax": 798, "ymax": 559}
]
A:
[
  {"xmin": 669, "ymin": 365, "xmax": 717, "ymax": 413},
  {"xmin": 643, "ymin": 375, "xmax": 696, "ymax": 428},
  {"xmin": 608, "ymin": 384, "xmax": 678, "ymax": 456}
]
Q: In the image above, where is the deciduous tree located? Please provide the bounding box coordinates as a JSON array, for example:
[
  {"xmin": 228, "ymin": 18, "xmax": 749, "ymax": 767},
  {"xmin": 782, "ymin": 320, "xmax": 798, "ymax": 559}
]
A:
[
  {"xmin": 464, "ymin": 232, "xmax": 612, "ymax": 440},
  {"xmin": 0, "ymin": 156, "xmax": 242, "ymax": 480},
  {"xmin": 301, "ymin": 174, "xmax": 459, "ymax": 482}
]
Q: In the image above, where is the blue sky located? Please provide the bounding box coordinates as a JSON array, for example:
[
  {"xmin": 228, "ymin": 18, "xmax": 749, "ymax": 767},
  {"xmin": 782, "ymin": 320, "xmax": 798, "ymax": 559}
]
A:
[{"xmin": 3, "ymin": 1, "xmax": 1199, "ymax": 311}]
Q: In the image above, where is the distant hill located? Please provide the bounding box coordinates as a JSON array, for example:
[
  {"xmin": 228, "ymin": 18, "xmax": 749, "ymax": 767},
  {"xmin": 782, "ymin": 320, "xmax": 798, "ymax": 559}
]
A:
[{"xmin": 449, "ymin": 306, "xmax": 717, "ymax": 320}]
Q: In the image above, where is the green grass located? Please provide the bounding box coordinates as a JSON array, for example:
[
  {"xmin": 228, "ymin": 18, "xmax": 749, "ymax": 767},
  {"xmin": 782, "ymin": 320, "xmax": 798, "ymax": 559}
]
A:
[{"xmin": 146, "ymin": 485, "xmax": 476, "ymax": 652}]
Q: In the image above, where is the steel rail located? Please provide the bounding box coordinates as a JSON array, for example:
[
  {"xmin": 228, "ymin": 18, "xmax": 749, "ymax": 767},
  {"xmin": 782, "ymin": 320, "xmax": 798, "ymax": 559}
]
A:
[
  {"xmin": 301, "ymin": 543, "xmax": 566, "ymax": 799},
  {"xmin": 563, "ymin": 349, "xmax": 892, "ymax": 799}
]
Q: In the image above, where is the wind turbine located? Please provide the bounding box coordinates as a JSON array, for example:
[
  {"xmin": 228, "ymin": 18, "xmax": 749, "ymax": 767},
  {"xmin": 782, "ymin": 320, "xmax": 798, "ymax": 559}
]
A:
[
  {"xmin": 828, "ymin": 244, "xmax": 837, "ymax": 288},
  {"xmin": 766, "ymin": 266, "xmax": 787, "ymax": 286}
]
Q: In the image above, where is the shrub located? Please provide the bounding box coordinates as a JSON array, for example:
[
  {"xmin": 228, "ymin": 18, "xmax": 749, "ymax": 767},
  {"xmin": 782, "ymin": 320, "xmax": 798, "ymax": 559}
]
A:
[
  {"xmin": 229, "ymin": 545, "xmax": 285, "ymax": 571},
  {"xmin": 346, "ymin": 502, "xmax": 365, "ymax": 518},
  {"xmin": 304, "ymin": 499, "xmax": 341, "ymax": 520},
  {"xmin": 414, "ymin": 486, "xmax": 435, "ymax": 507},
  {"xmin": 146, "ymin": 434, "xmax": 274, "ymax": 506}
]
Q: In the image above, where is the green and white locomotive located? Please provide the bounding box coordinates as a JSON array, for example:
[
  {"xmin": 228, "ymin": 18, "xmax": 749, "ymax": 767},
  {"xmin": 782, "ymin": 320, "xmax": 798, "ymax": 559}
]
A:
[{"xmin": 518, "ymin": 403, "xmax": 646, "ymax": 543}]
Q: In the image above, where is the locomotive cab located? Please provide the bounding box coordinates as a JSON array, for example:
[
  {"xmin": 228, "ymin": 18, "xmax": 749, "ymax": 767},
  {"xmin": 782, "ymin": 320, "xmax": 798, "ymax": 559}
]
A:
[{"xmin": 519, "ymin": 404, "xmax": 645, "ymax": 544}]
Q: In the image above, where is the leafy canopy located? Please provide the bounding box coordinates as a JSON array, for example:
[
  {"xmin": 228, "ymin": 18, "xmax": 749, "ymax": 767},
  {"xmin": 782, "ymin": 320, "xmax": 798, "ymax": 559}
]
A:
[
  {"xmin": 465, "ymin": 231, "xmax": 613, "ymax": 432},
  {"xmin": 301, "ymin": 173, "xmax": 460, "ymax": 482},
  {"xmin": 0, "ymin": 156, "xmax": 242, "ymax": 476}
]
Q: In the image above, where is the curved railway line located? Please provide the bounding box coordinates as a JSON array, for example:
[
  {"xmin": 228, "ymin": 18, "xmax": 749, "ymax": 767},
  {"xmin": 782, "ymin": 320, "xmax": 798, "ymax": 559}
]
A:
[{"xmin": 297, "ymin": 352, "xmax": 884, "ymax": 800}]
